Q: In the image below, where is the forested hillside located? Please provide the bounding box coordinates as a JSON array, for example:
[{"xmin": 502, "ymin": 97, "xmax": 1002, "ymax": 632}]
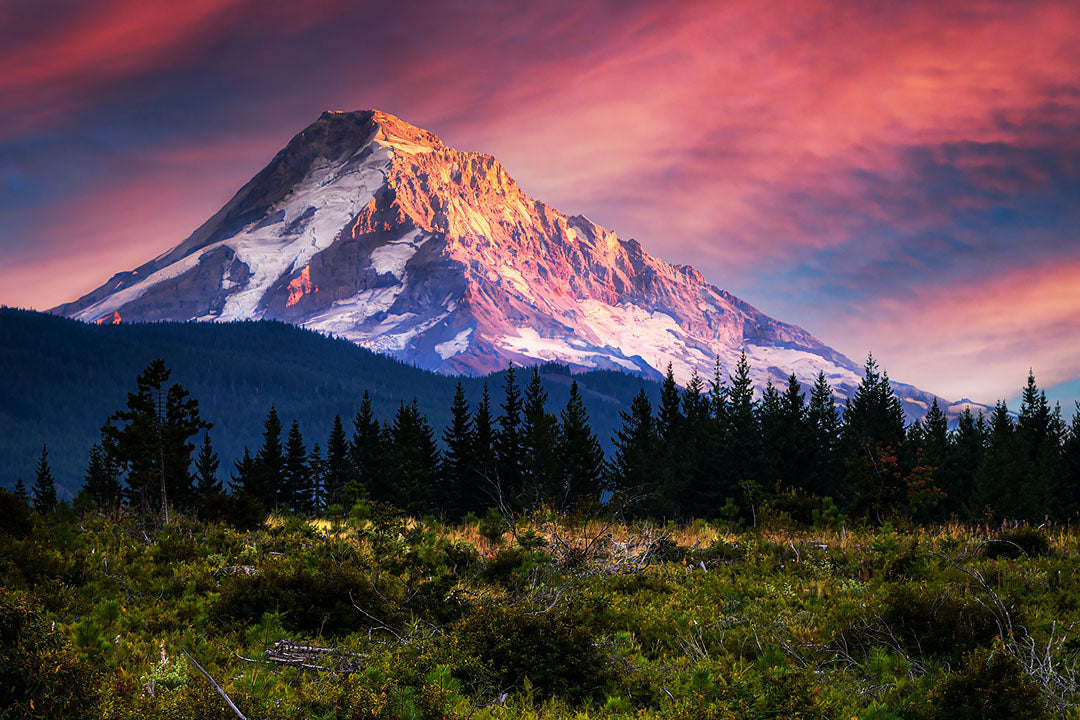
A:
[{"xmin": 0, "ymin": 308, "xmax": 660, "ymax": 494}]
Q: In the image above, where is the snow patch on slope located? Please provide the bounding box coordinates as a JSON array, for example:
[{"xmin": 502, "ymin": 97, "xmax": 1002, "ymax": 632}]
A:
[
  {"xmin": 370, "ymin": 229, "xmax": 427, "ymax": 278},
  {"xmin": 435, "ymin": 327, "xmax": 473, "ymax": 359}
]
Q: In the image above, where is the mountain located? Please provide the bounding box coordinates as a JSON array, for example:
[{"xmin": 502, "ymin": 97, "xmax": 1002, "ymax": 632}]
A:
[
  {"xmin": 51, "ymin": 109, "xmax": 963, "ymax": 417},
  {"xmin": 0, "ymin": 308, "xmax": 661, "ymax": 494}
]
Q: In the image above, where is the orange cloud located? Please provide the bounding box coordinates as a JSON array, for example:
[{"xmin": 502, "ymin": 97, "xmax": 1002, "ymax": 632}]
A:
[{"xmin": 828, "ymin": 259, "xmax": 1080, "ymax": 403}]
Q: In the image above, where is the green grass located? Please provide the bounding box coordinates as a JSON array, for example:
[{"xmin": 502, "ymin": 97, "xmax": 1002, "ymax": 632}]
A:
[{"xmin": 3, "ymin": 507, "xmax": 1079, "ymax": 719}]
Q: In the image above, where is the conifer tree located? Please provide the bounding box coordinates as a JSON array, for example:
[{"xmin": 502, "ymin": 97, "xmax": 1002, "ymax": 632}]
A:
[
  {"xmin": 1016, "ymin": 371, "xmax": 1062, "ymax": 517},
  {"xmin": 806, "ymin": 371, "xmax": 842, "ymax": 498},
  {"xmin": 757, "ymin": 379, "xmax": 785, "ymax": 489},
  {"xmin": 230, "ymin": 447, "xmax": 256, "ymax": 496},
  {"xmin": 308, "ymin": 443, "xmax": 325, "ymax": 514},
  {"xmin": 722, "ymin": 352, "xmax": 762, "ymax": 522},
  {"xmin": 348, "ymin": 392, "xmax": 385, "ymax": 503},
  {"xmin": 83, "ymin": 443, "xmax": 122, "ymax": 510},
  {"xmin": 495, "ymin": 365, "xmax": 525, "ymax": 509},
  {"xmin": 841, "ymin": 354, "xmax": 907, "ymax": 522},
  {"xmin": 254, "ymin": 406, "xmax": 285, "ymax": 508},
  {"xmin": 441, "ymin": 381, "xmax": 475, "ymax": 518},
  {"xmin": 946, "ymin": 408, "xmax": 986, "ymax": 517},
  {"xmin": 609, "ymin": 388, "xmax": 657, "ymax": 506},
  {"xmin": 557, "ymin": 381, "xmax": 605, "ymax": 509},
  {"xmin": 522, "ymin": 367, "xmax": 560, "ymax": 508},
  {"xmin": 973, "ymin": 402, "xmax": 1024, "ymax": 519},
  {"xmin": 769, "ymin": 374, "xmax": 811, "ymax": 494},
  {"xmin": 472, "ymin": 383, "xmax": 498, "ymax": 512},
  {"xmin": 32, "ymin": 444, "xmax": 57, "ymax": 514},
  {"xmin": 1062, "ymin": 404, "xmax": 1080, "ymax": 516},
  {"xmin": 388, "ymin": 400, "xmax": 440, "ymax": 514},
  {"xmin": 193, "ymin": 431, "xmax": 222, "ymax": 496},
  {"xmin": 13, "ymin": 477, "xmax": 29, "ymax": 506},
  {"xmin": 101, "ymin": 359, "xmax": 208, "ymax": 518},
  {"xmin": 283, "ymin": 420, "xmax": 309, "ymax": 512},
  {"xmin": 653, "ymin": 363, "xmax": 685, "ymax": 516},
  {"xmin": 324, "ymin": 415, "xmax": 350, "ymax": 509}
]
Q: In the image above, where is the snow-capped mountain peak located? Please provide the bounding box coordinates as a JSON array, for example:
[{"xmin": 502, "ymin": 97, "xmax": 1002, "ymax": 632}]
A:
[{"xmin": 52, "ymin": 110, "xmax": 953, "ymax": 416}]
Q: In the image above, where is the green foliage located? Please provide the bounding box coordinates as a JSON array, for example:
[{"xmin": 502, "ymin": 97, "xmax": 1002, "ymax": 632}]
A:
[
  {"xmin": 446, "ymin": 599, "xmax": 611, "ymax": 701},
  {"xmin": 0, "ymin": 590, "xmax": 99, "ymax": 720},
  {"xmin": 931, "ymin": 646, "xmax": 1048, "ymax": 719},
  {"xmin": 982, "ymin": 526, "xmax": 1051, "ymax": 559}
]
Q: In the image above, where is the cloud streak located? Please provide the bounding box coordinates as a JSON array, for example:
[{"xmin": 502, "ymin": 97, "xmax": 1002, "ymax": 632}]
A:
[{"xmin": 1, "ymin": 0, "xmax": 1078, "ymax": 404}]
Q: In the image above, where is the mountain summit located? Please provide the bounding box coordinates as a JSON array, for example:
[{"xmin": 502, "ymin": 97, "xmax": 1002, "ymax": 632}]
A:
[{"xmin": 53, "ymin": 110, "xmax": 955, "ymax": 415}]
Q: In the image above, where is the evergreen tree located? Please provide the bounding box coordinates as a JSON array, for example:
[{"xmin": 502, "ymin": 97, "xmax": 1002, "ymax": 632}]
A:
[
  {"xmin": 230, "ymin": 447, "xmax": 256, "ymax": 496},
  {"xmin": 1062, "ymin": 404, "xmax": 1080, "ymax": 517},
  {"xmin": 347, "ymin": 392, "xmax": 385, "ymax": 504},
  {"xmin": 767, "ymin": 374, "xmax": 812, "ymax": 494},
  {"xmin": 946, "ymin": 409, "xmax": 986, "ymax": 517},
  {"xmin": 973, "ymin": 402, "xmax": 1026, "ymax": 519},
  {"xmin": 680, "ymin": 372, "xmax": 713, "ymax": 502},
  {"xmin": 495, "ymin": 365, "xmax": 525, "ymax": 510},
  {"xmin": 757, "ymin": 379, "xmax": 785, "ymax": 490},
  {"xmin": 101, "ymin": 359, "xmax": 208, "ymax": 518},
  {"xmin": 521, "ymin": 368, "xmax": 560, "ymax": 509},
  {"xmin": 31, "ymin": 444, "xmax": 57, "ymax": 514},
  {"xmin": 13, "ymin": 477, "xmax": 29, "ymax": 506},
  {"xmin": 608, "ymin": 389, "xmax": 657, "ymax": 507},
  {"xmin": 253, "ymin": 406, "xmax": 285, "ymax": 508},
  {"xmin": 193, "ymin": 431, "xmax": 222, "ymax": 496},
  {"xmin": 806, "ymin": 372, "xmax": 842, "ymax": 498},
  {"xmin": 83, "ymin": 443, "xmax": 122, "ymax": 510},
  {"xmin": 557, "ymin": 381, "xmax": 605, "ymax": 509},
  {"xmin": 722, "ymin": 352, "xmax": 762, "ymax": 522},
  {"xmin": 1016, "ymin": 371, "xmax": 1062, "ymax": 518},
  {"xmin": 308, "ymin": 443, "xmax": 325, "ymax": 514},
  {"xmin": 283, "ymin": 420, "xmax": 309, "ymax": 513},
  {"xmin": 653, "ymin": 363, "xmax": 685, "ymax": 516},
  {"xmin": 388, "ymin": 400, "xmax": 440, "ymax": 514},
  {"xmin": 324, "ymin": 415, "xmax": 350, "ymax": 509},
  {"xmin": 472, "ymin": 383, "xmax": 498, "ymax": 512},
  {"xmin": 441, "ymin": 381, "xmax": 474, "ymax": 518},
  {"xmin": 841, "ymin": 354, "xmax": 907, "ymax": 522}
]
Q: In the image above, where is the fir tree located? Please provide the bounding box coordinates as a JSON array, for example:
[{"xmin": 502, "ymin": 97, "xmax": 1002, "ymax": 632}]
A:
[
  {"xmin": 608, "ymin": 389, "xmax": 657, "ymax": 506},
  {"xmin": 946, "ymin": 408, "xmax": 986, "ymax": 517},
  {"xmin": 653, "ymin": 363, "xmax": 685, "ymax": 516},
  {"xmin": 495, "ymin": 365, "xmax": 525, "ymax": 510},
  {"xmin": 972, "ymin": 402, "xmax": 1024, "ymax": 519},
  {"xmin": 193, "ymin": 431, "xmax": 222, "ymax": 496},
  {"xmin": 13, "ymin": 477, "xmax": 29, "ymax": 506},
  {"xmin": 769, "ymin": 374, "xmax": 811, "ymax": 494},
  {"xmin": 723, "ymin": 352, "xmax": 762, "ymax": 522},
  {"xmin": 283, "ymin": 420, "xmax": 309, "ymax": 513},
  {"xmin": 1062, "ymin": 404, "xmax": 1080, "ymax": 516},
  {"xmin": 324, "ymin": 415, "xmax": 350, "ymax": 509},
  {"xmin": 101, "ymin": 359, "xmax": 208, "ymax": 519},
  {"xmin": 230, "ymin": 447, "xmax": 256, "ymax": 496},
  {"xmin": 32, "ymin": 444, "xmax": 57, "ymax": 514},
  {"xmin": 253, "ymin": 406, "xmax": 285, "ymax": 508},
  {"xmin": 841, "ymin": 354, "xmax": 907, "ymax": 522},
  {"xmin": 348, "ymin": 392, "xmax": 385, "ymax": 503},
  {"xmin": 308, "ymin": 443, "xmax": 325, "ymax": 514},
  {"xmin": 806, "ymin": 371, "xmax": 842, "ymax": 497},
  {"xmin": 441, "ymin": 381, "xmax": 475, "ymax": 518},
  {"xmin": 388, "ymin": 400, "xmax": 440, "ymax": 514},
  {"xmin": 557, "ymin": 381, "xmax": 605, "ymax": 509},
  {"xmin": 522, "ymin": 367, "xmax": 560, "ymax": 509},
  {"xmin": 472, "ymin": 383, "xmax": 498, "ymax": 512},
  {"xmin": 83, "ymin": 443, "xmax": 122, "ymax": 510}
]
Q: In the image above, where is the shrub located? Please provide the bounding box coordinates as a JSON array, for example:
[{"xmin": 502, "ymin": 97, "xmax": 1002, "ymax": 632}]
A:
[
  {"xmin": 877, "ymin": 583, "xmax": 999, "ymax": 659},
  {"xmin": 0, "ymin": 590, "xmax": 99, "ymax": 719},
  {"xmin": 0, "ymin": 489, "xmax": 34, "ymax": 539},
  {"xmin": 982, "ymin": 527, "xmax": 1050, "ymax": 559},
  {"xmin": 931, "ymin": 646, "xmax": 1047, "ymax": 719},
  {"xmin": 447, "ymin": 600, "xmax": 612, "ymax": 701}
]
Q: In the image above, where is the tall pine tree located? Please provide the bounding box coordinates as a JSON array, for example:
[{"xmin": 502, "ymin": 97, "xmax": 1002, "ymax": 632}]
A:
[
  {"xmin": 522, "ymin": 368, "xmax": 560, "ymax": 509},
  {"xmin": 495, "ymin": 365, "xmax": 525, "ymax": 510},
  {"xmin": 32, "ymin": 444, "xmax": 58, "ymax": 514},
  {"xmin": 253, "ymin": 406, "xmax": 285, "ymax": 508},
  {"xmin": 608, "ymin": 388, "xmax": 657, "ymax": 508},
  {"xmin": 283, "ymin": 420, "xmax": 309, "ymax": 513},
  {"xmin": 193, "ymin": 431, "xmax": 222, "ymax": 496},
  {"xmin": 557, "ymin": 381, "xmax": 605, "ymax": 509},
  {"xmin": 324, "ymin": 415, "xmax": 350, "ymax": 510},
  {"xmin": 441, "ymin": 381, "xmax": 475, "ymax": 518}
]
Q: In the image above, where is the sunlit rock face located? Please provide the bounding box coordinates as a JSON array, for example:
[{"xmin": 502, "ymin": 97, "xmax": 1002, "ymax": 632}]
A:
[{"xmin": 52, "ymin": 110, "xmax": 951, "ymax": 416}]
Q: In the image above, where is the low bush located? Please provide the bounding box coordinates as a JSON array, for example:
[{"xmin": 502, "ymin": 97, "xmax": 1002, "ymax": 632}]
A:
[
  {"xmin": 982, "ymin": 527, "xmax": 1051, "ymax": 559},
  {"xmin": 930, "ymin": 646, "xmax": 1047, "ymax": 719}
]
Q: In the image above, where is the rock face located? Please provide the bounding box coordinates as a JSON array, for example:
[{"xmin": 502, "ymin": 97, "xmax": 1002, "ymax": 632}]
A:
[{"xmin": 53, "ymin": 110, "xmax": 957, "ymax": 416}]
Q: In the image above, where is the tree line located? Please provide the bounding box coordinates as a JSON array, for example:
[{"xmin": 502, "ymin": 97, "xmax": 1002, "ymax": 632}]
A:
[{"xmin": 21, "ymin": 354, "xmax": 1080, "ymax": 525}]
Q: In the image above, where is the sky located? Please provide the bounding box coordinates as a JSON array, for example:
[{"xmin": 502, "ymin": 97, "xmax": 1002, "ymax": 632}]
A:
[{"xmin": 1, "ymin": 0, "xmax": 1078, "ymax": 409}]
